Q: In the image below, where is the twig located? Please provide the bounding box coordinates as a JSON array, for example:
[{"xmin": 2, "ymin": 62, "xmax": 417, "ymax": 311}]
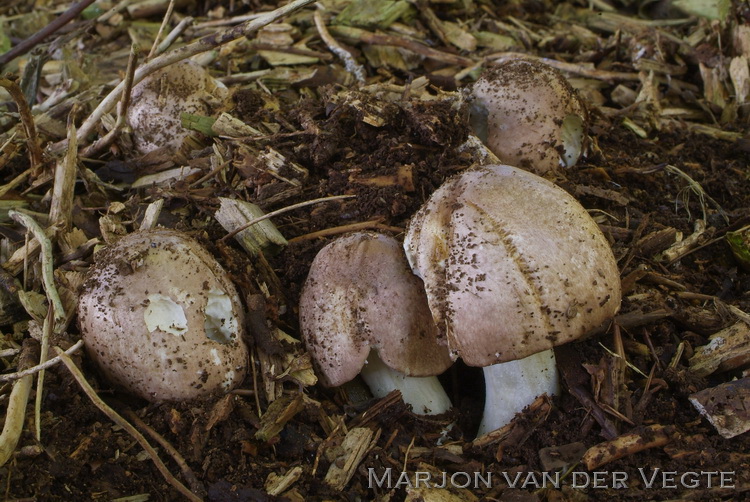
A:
[
  {"xmin": 80, "ymin": 44, "xmax": 139, "ymax": 158},
  {"xmin": 34, "ymin": 312, "xmax": 53, "ymax": 441},
  {"xmin": 194, "ymin": 12, "xmax": 265, "ymax": 28},
  {"xmin": 486, "ymin": 52, "xmax": 641, "ymax": 82},
  {"xmin": 124, "ymin": 409, "xmax": 205, "ymax": 496},
  {"xmin": 8, "ymin": 211, "xmax": 65, "ymax": 328},
  {"xmin": 249, "ymin": 42, "xmax": 334, "ymax": 62},
  {"xmin": 725, "ymin": 303, "xmax": 750, "ymax": 326},
  {"xmin": 97, "ymin": 0, "xmax": 139, "ymax": 23},
  {"xmin": 328, "ymin": 25, "xmax": 475, "ymax": 67},
  {"xmin": 148, "ymin": 0, "xmax": 176, "ymax": 60},
  {"xmin": 188, "ymin": 160, "xmax": 230, "ymax": 188},
  {"xmin": 0, "ymin": 339, "xmax": 84, "ymax": 383},
  {"xmin": 581, "ymin": 424, "xmax": 675, "ymax": 470},
  {"xmin": 3, "ymin": 223, "xmax": 56, "ymax": 277},
  {"xmin": 50, "ymin": 0, "xmax": 317, "ymax": 154},
  {"xmin": 288, "ymin": 220, "xmax": 404, "ymax": 243},
  {"xmin": 0, "ymin": 349, "xmax": 20, "ymax": 359},
  {"xmin": 54, "ymin": 348, "xmax": 202, "ymax": 502},
  {"xmin": 0, "ymin": 339, "xmax": 38, "ymax": 467},
  {"xmin": 598, "ymin": 342, "xmax": 648, "ymax": 378},
  {"xmin": 8, "ymin": 211, "xmax": 65, "ymax": 442},
  {"xmin": 0, "ymin": 132, "xmax": 20, "ymax": 173},
  {"xmin": 0, "ymin": 0, "xmax": 98, "ymax": 67},
  {"xmin": 219, "ymin": 195, "xmax": 355, "ymax": 243},
  {"xmin": 313, "ymin": 9, "xmax": 365, "ymax": 85},
  {"xmin": 249, "ymin": 349, "xmax": 262, "ymax": 418},
  {"xmin": 155, "ymin": 17, "xmax": 194, "ymax": 56},
  {"xmin": 566, "ymin": 384, "xmax": 619, "ymax": 440},
  {"xmin": 402, "ymin": 435, "xmax": 415, "ymax": 471},
  {"xmin": 49, "ymin": 108, "xmax": 79, "ymax": 232},
  {"xmin": 0, "ymin": 169, "xmax": 31, "ymax": 199},
  {"xmin": 0, "ymin": 79, "xmax": 44, "ymax": 175}
]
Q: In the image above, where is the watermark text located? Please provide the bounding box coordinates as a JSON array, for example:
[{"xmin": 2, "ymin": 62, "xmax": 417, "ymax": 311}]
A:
[{"xmin": 367, "ymin": 468, "xmax": 736, "ymax": 490}]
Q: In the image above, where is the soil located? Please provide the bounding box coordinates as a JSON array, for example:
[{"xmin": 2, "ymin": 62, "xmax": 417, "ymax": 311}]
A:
[{"xmin": 0, "ymin": 0, "xmax": 749, "ymax": 501}]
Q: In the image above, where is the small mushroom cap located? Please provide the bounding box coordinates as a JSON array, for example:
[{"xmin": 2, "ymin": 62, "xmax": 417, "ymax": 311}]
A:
[
  {"xmin": 299, "ymin": 232, "xmax": 452, "ymax": 387},
  {"xmin": 77, "ymin": 229, "xmax": 248, "ymax": 402},
  {"xmin": 471, "ymin": 59, "xmax": 588, "ymax": 175},
  {"xmin": 127, "ymin": 60, "xmax": 228, "ymax": 155},
  {"xmin": 404, "ymin": 165, "xmax": 621, "ymax": 366}
]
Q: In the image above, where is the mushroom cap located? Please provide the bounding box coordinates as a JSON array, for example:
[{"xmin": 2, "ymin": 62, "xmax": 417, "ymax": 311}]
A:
[
  {"xmin": 471, "ymin": 59, "xmax": 588, "ymax": 175},
  {"xmin": 404, "ymin": 165, "xmax": 621, "ymax": 366},
  {"xmin": 127, "ymin": 60, "xmax": 228, "ymax": 155},
  {"xmin": 77, "ymin": 229, "xmax": 248, "ymax": 402},
  {"xmin": 299, "ymin": 232, "xmax": 452, "ymax": 387}
]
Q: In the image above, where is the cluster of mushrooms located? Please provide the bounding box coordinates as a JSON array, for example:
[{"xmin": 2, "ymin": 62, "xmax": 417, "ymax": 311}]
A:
[
  {"xmin": 300, "ymin": 58, "xmax": 621, "ymax": 436},
  {"xmin": 75, "ymin": 57, "xmax": 621, "ymax": 438}
]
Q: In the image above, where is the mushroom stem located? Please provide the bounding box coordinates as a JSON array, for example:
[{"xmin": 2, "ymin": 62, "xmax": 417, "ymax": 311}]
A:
[
  {"xmin": 560, "ymin": 114, "xmax": 585, "ymax": 168},
  {"xmin": 477, "ymin": 348, "xmax": 559, "ymax": 437},
  {"xmin": 359, "ymin": 351, "xmax": 452, "ymax": 415}
]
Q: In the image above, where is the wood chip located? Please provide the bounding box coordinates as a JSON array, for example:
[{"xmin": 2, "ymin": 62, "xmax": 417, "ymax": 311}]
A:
[
  {"xmin": 689, "ymin": 322, "xmax": 750, "ymax": 377},
  {"xmin": 573, "ymin": 184, "xmax": 630, "ymax": 205},
  {"xmin": 324, "ymin": 427, "xmax": 377, "ymax": 490},
  {"xmin": 254, "ymin": 393, "xmax": 305, "ymax": 442},
  {"xmin": 689, "ymin": 377, "xmax": 750, "ymax": 438},
  {"xmin": 265, "ymin": 465, "xmax": 304, "ymax": 496},
  {"xmin": 406, "ymin": 485, "xmax": 479, "ymax": 501},
  {"xmin": 581, "ymin": 424, "xmax": 675, "ymax": 470},
  {"xmin": 214, "ymin": 197, "xmax": 288, "ymax": 257},
  {"xmin": 660, "ymin": 219, "xmax": 707, "ymax": 263}
]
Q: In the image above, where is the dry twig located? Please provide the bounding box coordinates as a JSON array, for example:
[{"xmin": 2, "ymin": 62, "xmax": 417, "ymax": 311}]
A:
[
  {"xmin": 328, "ymin": 25, "xmax": 475, "ymax": 67},
  {"xmin": 8, "ymin": 211, "xmax": 65, "ymax": 328},
  {"xmin": 313, "ymin": 9, "xmax": 365, "ymax": 84},
  {"xmin": 124, "ymin": 409, "xmax": 205, "ymax": 496},
  {"xmin": 581, "ymin": 424, "xmax": 675, "ymax": 470},
  {"xmin": 0, "ymin": 79, "xmax": 44, "ymax": 174},
  {"xmin": 80, "ymin": 44, "xmax": 139, "ymax": 158},
  {"xmin": 8, "ymin": 210, "xmax": 65, "ymax": 442},
  {"xmin": 0, "ymin": 0, "xmax": 98, "ymax": 67},
  {"xmin": 0, "ymin": 339, "xmax": 83, "ymax": 383},
  {"xmin": 288, "ymin": 220, "xmax": 404, "ymax": 243},
  {"xmin": 219, "ymin": 194, "xmax": 355, "ymax": 243},
  {"xmin": 0, "ymin": 339, "xmax": 38, "ymax": 467},
  {"xmin": 155, "ymin": 16, "xmax": 194, "ymax": 56},
  {"xmin": 148, "ymin": 0, "xmax": 177, "ymax": 60},
  {"xmin": 49, "ymin": 109, "xmax": 79, "ymax": 231}
]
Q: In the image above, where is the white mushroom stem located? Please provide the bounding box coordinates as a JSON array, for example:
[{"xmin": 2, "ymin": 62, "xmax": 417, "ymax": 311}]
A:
[
  {"xmin": 477, "ymin": 349, "xmax": 560, "ymax": 437},
  {"xmin": 359, "ymin": 351, "xmax": 452, "ymax": 416},
  {"xmin": 560, "ymin": 114, "xmax": 585, "ymax": 168}
]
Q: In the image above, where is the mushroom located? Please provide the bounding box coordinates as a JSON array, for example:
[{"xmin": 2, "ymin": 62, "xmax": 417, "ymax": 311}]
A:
[
  {"xmin": 404, "ymin": 164, "xmax": 620, "ymax": 435},
  {"xmin": 77, "ymin": 229, "xmax": 248, "ymax": 402},
  {"xmin": 470, "ymin": 58, "xmax": 588, "ymax": 175},
  {"xmin": 127, "ymin": 60, "xmax": 229, "ymax": 156},
  {"xmin": 299, "ymin": 232, "xmax": 453, "ymax": 415}
]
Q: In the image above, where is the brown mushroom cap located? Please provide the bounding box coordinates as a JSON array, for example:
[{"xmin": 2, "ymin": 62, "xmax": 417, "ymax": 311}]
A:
[
  {"xmin": 404, "ymin": 165, "xmax": 621, "ymax": 366},
  {"xmin": 299, "ymin": 232, "xmax": 452, "ymax": 387},
  {"xmin": 471, "ymin": 59, "xmax": 588, "ymax": 175},
  {"xmin": 127, "ymin": 60, "xmax": 228, "ymax": 155},
  {"xmin": 77, "ymin": 229, "xmax": 248, "ymax": 402}
]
